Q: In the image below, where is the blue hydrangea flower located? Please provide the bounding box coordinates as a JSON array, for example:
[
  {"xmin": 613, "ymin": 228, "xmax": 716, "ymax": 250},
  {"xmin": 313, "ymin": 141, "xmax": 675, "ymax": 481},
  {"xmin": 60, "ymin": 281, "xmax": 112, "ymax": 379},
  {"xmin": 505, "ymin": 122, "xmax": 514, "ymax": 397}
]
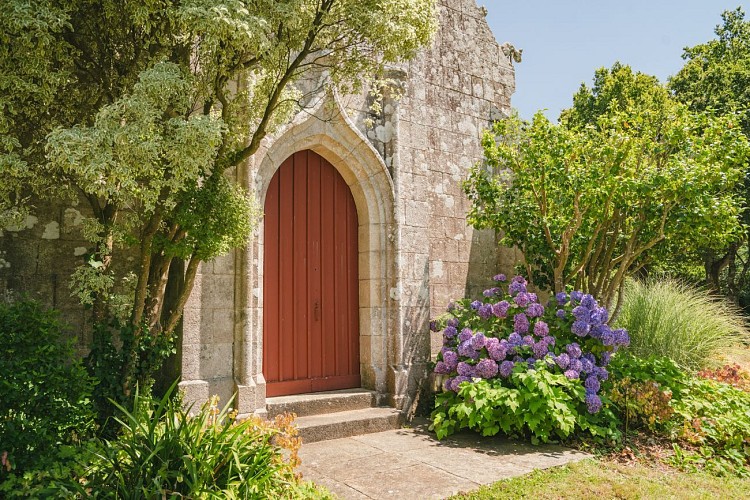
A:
[
  {"xmin": 581, "ymin": 294, "xmax": 597, "ymax": 309},
  {"xmin": 555, "ymin": 353, "xmax": 571, "ymax": 370},
  {"xmin": 566, "ymin": 343, "xmax": 582, "ymax": 359},
  {"xmin": 526, "ymin": 303, "xmax": 545, "ymax": 318},
  {"xmin": 475, "ymin": 358, "xmax": 499, "ymax": 379},
  {"xmin": 533, "ymin": 321, "xmax": 550, "ymax": 336},
  {"xmin": 443, "ymin": 350, "xmax": 458, "ymax": 370},
  {"xmin": 486, "ymin": 338, "xmax": 507, "ymax": 361},
  {"xmin": 522, "ymin": 335, "xmax": 534, "ymax": 347},
  {"xmin": 471, "ymin": 332, "xmax": 487, "ymax": 350},
  {"xmin": 429, "ymin": 320, "xmax": 439, "ymax": 332},
  {"xmin": 600, "ymin": 351, "xmax": 612, "ymax": 366},
  {"xmin": 493, "ymin": 274, "xmax": 507, "ymax": 282},
  {"xmin": 492, "ymin": 300, "xmax": 510, "ymax": 318},
  {"xmin": 585, "ymin": 392, "xmax": 602, "ymax": 413},
  {"xmin": 447, "ymin": 317, "xmax": 459, "ymax": 328},
  {"xmin": 614, "ymin": 328, "xmax": 630, "ymax": 347},
  {"xmin": 569, "ymin": 358, "xmax": 583, "ymax": 373},
  {"xmin": 596, "ymin": 366, "xmax": 609, "ymax": 380},
  {"xmin": 434, "ymin": 361, "xmax": 451, "ymax": 374},
  {"xmin": 444, "ymin": 326, "xmax": 457, "ymax": 339},
  {"xmin": 458, "ymin": 340, "xmax": 478, "ymax": 359},
  {"xmin": 572, "ymin": 305, "xmax": 590, "ymax": 322},
  {"xmin": 555, "ymin": 292, "xmax": 569, "ymax": 305},
  {"xmin": 572, "ymin": 320, "xmax": 590, "ymax": 337},
  {"xmin": 499, "ymin": 360, "xmax": 515, "ymax": 378},
  {"xmin": 541, "ymin": 335, "xmax": 556, "ymax": 347},
  {"xmin": 532, "ymin": 342, "xmax": 548, "ymax": 359},
  {"xmin": 447, "ymin": 302, "xmax": 456, "ymax": 312},
  {"xmin": 508, "ymin": 278, "xmax": 527, "ymax": 296},
  {"xmin": 514, "ymin": 313, "xmax": 530, "ymax": 334},
  {"xmin": 483, "ymin": 287, "xmax": 501, "ymax": 297},
  {"xmin": 580, "ymin": 357, "xmax": 594, "ymax": 374},
  {"xmin": 570, "ymin": 291, "xmax": 583, "ymax": 303},
  {"xmin": 514, "ymin": 292, "xmax": 531, "ymax": 307},
  {"xmin": 508, "ymin": 332, "xmax": 523, "ymax": 346},
  {"xmin": 556, "ymin": 309, "xmax": 566, "ymax": 319},
  {"xmin": 470, "ymin": 300, "xmax": 482, "ymax": 310},
  {"xmin": 457, "ymin": 362, "xmax": 474, "ymax": 377},
  {"xmin": 584, "ymin": 376, "xmax": 601, "ymax": 392},
  {"xmin": 477, "ymin": 304, "xmax": 492, "ymax": 320},
  {"xmin": 459, "ymin": 328, "xmax": 473, "ymax": 342},
  {"xmin": 564, "ymin": 369, "xmax": 579, "ymax": 380},
  {"xmin": 451, "ymin": 376, "xmax": 471, "ymax": 391}
]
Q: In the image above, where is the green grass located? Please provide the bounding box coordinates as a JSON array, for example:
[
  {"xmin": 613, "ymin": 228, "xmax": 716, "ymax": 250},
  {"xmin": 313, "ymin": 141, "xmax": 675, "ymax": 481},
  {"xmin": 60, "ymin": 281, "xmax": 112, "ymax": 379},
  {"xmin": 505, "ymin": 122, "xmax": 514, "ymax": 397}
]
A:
[
  {"xmin": 615, "ymin": 278, "xmax": 749, "ymax": 371},
  {"xmin": 451, "ymin": 459, "xmax": 750, "ymax": 499}
]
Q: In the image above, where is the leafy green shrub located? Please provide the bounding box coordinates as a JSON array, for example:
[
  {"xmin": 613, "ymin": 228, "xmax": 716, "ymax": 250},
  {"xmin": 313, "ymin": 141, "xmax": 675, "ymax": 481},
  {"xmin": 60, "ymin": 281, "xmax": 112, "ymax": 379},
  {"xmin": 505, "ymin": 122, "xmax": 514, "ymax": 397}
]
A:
[
  {"xmin": 77, "ymin": 382, "xmax": 323, "ymax": 498},
  {"xmin": 607, "ymin": 353, "xmax": 750, "ymax": 476},
  {"xmin": 616, "ymin": 279, "xmax": 749, "ymax": 371},
  {"xmin": 0, "ymin": 300, "xmax": 96, "ymax": 474},
  {"xmin": 430, "ymin": 275, "xmax": 627, "ymax": 444}
]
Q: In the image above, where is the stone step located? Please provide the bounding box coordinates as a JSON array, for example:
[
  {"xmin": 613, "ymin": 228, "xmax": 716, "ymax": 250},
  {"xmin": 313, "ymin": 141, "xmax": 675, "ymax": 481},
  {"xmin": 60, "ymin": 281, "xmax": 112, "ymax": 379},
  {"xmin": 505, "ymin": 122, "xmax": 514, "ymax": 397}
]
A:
[
  {"xmin": 295, "ymin": 407, "xmax": 403, "ymax": 444},
  {"xmin": 266, "ymin": 388, "xmax": 377, "ymax": 419}
]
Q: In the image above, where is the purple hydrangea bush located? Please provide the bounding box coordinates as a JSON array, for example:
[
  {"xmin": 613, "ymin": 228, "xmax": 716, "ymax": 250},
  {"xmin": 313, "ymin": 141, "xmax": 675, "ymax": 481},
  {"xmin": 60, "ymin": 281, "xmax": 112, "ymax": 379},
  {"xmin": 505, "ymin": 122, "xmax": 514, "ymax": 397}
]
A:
[{"xmin": 430, "ymin": 275, "xmax": 629, "ymax": 442}]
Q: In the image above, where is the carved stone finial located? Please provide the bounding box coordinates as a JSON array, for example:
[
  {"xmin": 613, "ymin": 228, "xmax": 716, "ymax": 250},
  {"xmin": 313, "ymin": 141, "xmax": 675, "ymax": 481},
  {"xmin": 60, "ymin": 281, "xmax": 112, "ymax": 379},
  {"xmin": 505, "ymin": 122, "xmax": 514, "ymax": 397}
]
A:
[
  {"xmin": 479, "ymin": 6, "xmax": 488, "ymax": 17},
  {"xmin": 500, "ymin": 42, "xmax": 523, "ymax": 64}
]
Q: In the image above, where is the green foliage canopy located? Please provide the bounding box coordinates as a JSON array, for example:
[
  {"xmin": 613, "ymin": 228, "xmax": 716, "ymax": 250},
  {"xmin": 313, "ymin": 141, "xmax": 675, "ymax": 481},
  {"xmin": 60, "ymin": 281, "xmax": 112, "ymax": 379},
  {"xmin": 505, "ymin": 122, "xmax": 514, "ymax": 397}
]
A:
[
  {"xmin": 465, "ymin": 64, "xmax": 749, "ymax": 313},
  {"xmin": 0, "ymin": 0, "xmax": 437, "ymax": 393}
]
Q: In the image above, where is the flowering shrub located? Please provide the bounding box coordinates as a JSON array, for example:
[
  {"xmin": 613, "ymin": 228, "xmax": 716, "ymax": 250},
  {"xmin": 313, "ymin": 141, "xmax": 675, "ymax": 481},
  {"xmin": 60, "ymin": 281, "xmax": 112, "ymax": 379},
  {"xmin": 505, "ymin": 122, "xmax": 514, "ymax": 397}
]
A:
[{"xmin": 430, "ymin": 275, "xmax": 629, "ymax": 443}]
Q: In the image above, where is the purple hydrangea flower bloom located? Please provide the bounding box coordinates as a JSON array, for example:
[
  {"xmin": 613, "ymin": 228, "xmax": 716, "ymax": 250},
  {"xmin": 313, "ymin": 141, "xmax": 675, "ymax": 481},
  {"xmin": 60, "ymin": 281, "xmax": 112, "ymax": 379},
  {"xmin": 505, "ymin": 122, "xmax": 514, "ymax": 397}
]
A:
[
  {"xmin": 443, "ymin": 377, "xmax": 454, "ymax": 391},
  {"xmin": 513, "ymin": 355, "xmax": 524, "ymax": 363},
  {"xmin": 564, "ymin": 369, "xmax": 579, "ymax": 380},
  {"xmin": 572, "ymin": 320, "xmax": 590, "ymax": 337},
  {"xmin": 580, "ymin": 358, "xmax": 594, "ymax": 374},
  {"xmin": 458, "ymin": 340, "xmax": 477, "ymax": 359},
  {"xmin": 514, "ymin": 292, "xmax": 531, "ymax": 307},
  {"xmin": 443, "ymin": 350, "xmax": 458, "ymax": 370},
  {"xmin": 471, "ymin": 332, "xmax": 487, "ymax": 350},
  {"xmin": 486, "ymin": 339, "xmax": 507, "ymax": 361},
  {"xmin": 447, "ymin": 302, "xmax": 456, "ymax": 312},
  {"xmin": 459, "ymin": 328, "xmax": 473, "ymax": 342},
  {"xmin": 600, "ymin": 351, "xmax": 612, "ymax": 366},
  {"xmin": 614, "ymin": 328, "xmax": 630, "ymax": 347},
  {"xmin": 570, "ymin": 291, "xmax": 583, "ymax": 303},
  {"xmin": 556, "ymin": 309, "xmax": 566, "ymax": 319},
  {"xmin": 583, "ymin": 353, "xmax": 596, "ymax": 363},
  {"xmin": 522, "ymin": 335, "xmax": 534, "ymax": 347},
  {"xmin": 602, "ymin": 330, "xmax": 615, "ymax": 346},
  {"xmin": 566, "ymin": 343, "xmax": 582, "ymax": 359},
  {"xmin": 492, "ymin": 300, "xmax": 510, "ymax": 318},
  {"xmin": 572, "ymin": 306, "xmax": 590, "ymax": 321},
  {"xmin": 475, "ymin": 358, "xmax": 499, "ymax": 379},
  {"xmin": 581, "ymin": 294, "xmax": 597, "ymax": 309},
  {"xmin": 584, "ymin": 376, "xmax": 601, "ymax": 392},
  {"xmin": 443, "ymin": 335, "xmax": 454, "ymax": 346},
  {"xmin": 457, "ymin": 362, "xmax": 474, "ymax": 377},
  {"xmin": 470, "ymin": 300, "xmax": 482, "ymax": 310},
  {"xmin": 499, "ymin": 360, "xmax": 515, "ymax": 378},
  {"xmin": 508, "ymin": 332, "xmax": 523, "ymax": 346},
  {"xmin": 542, "ymin": 335, "xmax": 556, "ymax": 347},
  {"xmin": 569, "ymin": 359, "xmax": 583, "ymax": 373},
  {"xmin": 533, "ymin": 321, "xmax": 550, "ymax": 337},
  {"xmin": 514, "ymin": 313, "xmax": 530, "ymax": 334},
  {"xmin": 444, "ymin": 326, "xmax": 458, "ymax": 339},
  {"xmin": 596, "ymin": 367, "xmax": 609, "ymax": 380},
  {"xmin": 526, "ymin": 303, "xmax": 545, "ymax": 318},
  {"xmin": 585, "ymin": 392, "xmax": 603, "ymax": 413},
  {"xmin": 434, "ymin": 361, "xmax": 451, "ymax": 374},
  {"xmin": 483, "ymin": 287, "xmax": 502, "ymax": 297},
  {"xmin": 429, "ymin": 320, "xmax": 439, "ymax": 332},
  {"xmin": 555, "ymin": 292, "xmax": 569, "ymax": 305},
  {"xmin": 555, "ymin": 353, "xmax": 571, "ymax": 370},
  {"xmin": 528, "ymin": 293, "xmax": 538, "ymax": 303},
  {"xmin": 447, "ymin": 317, "xmax": 459, "ymax": 328},
  {"xmin": 527, "ymin": 357, "xmax": 538, "ymax": 369},
  {"xmin": 477, "ymin": 304, "xmax": 493, "ymax": 320},
  {"xmin": 589, "ymin": 307, "xmax": 607, "ymax": 326},
  {"xmin": 493, "ymin": 274, "xmax": 507, "ymax": 282},
  {"xmin": 532, "ymin": 342, "xmax": 548, "ymax": 359},
  {"xmin": 508, "ymin": 278, "xmax": 527, "ymax": 296}
]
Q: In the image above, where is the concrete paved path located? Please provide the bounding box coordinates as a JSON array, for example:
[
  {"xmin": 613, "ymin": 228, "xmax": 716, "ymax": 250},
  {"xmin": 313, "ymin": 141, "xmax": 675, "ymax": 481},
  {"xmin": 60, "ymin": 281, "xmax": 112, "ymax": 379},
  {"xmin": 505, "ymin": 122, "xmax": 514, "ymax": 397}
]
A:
[{"xmin": 298, "ymin": 420, "xmax": 590, "ymax": 499}]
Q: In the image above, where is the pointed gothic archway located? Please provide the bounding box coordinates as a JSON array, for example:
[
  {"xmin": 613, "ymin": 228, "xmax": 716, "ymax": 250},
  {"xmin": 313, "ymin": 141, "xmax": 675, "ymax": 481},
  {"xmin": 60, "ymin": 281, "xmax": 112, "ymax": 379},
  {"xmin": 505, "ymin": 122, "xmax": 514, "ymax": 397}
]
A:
[{"xmin": 263, "ymin": 150, "xmax": 360, "ymax": 397}]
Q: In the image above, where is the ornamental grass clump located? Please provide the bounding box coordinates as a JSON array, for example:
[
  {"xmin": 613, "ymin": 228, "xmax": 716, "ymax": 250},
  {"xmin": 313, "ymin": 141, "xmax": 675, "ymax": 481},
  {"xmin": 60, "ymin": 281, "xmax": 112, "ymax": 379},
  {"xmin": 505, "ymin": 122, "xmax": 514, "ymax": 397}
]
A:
[
  {"xmin": 616, "ymin": 278, "xmax": 749, "ymax": 372},
  {"xmin": 430, "ymin": 275, "xmax": 629, "ymax": 443}
]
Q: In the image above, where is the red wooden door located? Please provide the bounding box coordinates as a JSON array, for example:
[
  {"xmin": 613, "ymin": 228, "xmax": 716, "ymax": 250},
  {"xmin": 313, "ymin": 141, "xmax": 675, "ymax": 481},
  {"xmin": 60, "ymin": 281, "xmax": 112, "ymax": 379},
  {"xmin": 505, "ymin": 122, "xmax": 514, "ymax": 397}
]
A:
[{"xmin": 263, "ymin": 150, "xmax": 360, "ymax": 397}]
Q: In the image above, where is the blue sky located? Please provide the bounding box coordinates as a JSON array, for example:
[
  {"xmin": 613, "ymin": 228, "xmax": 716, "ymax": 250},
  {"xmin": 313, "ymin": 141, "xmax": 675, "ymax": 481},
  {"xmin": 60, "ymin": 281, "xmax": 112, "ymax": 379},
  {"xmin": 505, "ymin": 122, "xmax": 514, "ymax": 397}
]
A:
[{"xmin": 485, "ymin": 1, "xmax": 750, "ymax": 121}]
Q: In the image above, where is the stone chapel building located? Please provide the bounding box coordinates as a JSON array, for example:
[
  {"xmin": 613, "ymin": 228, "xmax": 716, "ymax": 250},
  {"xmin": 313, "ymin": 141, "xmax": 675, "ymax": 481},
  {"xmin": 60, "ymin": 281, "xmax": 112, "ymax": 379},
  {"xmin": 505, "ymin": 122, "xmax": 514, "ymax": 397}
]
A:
[{"xmin": 0, "ymin": 0, "xmax": 517, "ymax": 419}]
